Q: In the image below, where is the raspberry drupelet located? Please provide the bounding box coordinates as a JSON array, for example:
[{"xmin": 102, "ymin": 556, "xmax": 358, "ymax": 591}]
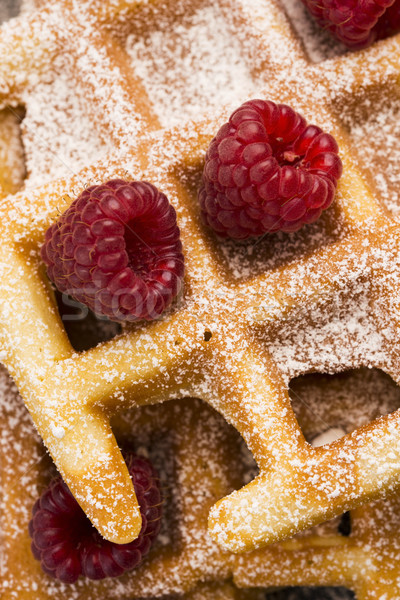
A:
[
  {"xmin": 41, "ymin": 180, "xmax": 184, "ymax": 322},
  {"xmin": 199, "ymin": 100, "xmax": 343, "ymax": 239},
  {"xmin": 301, "ymin": 0, "xmax": 400, "ymax": 49},
  {"xmin": 29, "ymin": 452, "xmax": 163, "ymax": 583}
]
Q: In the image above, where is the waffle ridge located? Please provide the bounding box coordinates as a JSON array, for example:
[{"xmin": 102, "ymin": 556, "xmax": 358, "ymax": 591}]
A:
[{"xmin": 2, "ymin": 0, "xmax": 400, "ymax": 598}]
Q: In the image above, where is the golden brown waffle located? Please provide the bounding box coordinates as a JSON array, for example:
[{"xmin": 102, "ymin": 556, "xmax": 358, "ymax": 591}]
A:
[
  {"xmin": 2, "ymin": 0, "xmax": 400, "ymax": 586},
  {"xmin": 2, "ymin": 0, "xmax": 400, "ymax": 552},
  {"xmin": 3, "ymin": 362, "xmax": 400, "ymax": 599}
]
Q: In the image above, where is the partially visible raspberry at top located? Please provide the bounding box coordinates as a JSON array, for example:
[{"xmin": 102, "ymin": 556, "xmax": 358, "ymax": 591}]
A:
[
  {"xmin": 29, "ymin": 452, "xmax": 162, "ymax": 584},
  {"xmin": 199, "ymin": 100, "xmax": 343, "ymax": 239},
  {"xmin": 374, "ymin": 0, "xmax": 400, "ymax": 39},
  {"xmin": 301, "ymin": 0, "xmax": 400, "ymax": 49},
  {"xmin": 41, "ymin": 180, "xmax": 184, "ymax": 322}
]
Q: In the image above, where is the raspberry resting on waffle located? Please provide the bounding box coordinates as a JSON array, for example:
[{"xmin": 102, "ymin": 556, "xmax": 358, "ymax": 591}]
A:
[
  {"xmin": 29, "ymin": 452, "xmax": 162, "ymax": 583},
  {"xmin": 41, "ymin": 179, "xmax": 184, "ymax": 322},
  {"xmin": 300, "ymin": 0, "xmax": 400, "ymax": 49},
  {"xmin": 199, "ymin": 99, "xmax": 342, "ymax": 238}
]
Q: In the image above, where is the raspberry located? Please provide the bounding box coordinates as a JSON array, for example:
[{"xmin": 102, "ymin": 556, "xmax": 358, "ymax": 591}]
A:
[
  {"xmin": 301, "ymin": 0, "xmax": 400, "ymax": 49},
  {"xmin": 199, "ymin": 100, "xmax": 342, "ymax": 239},
  {"xmin": 375, "ymin": 0, "xmax": 400, "ymax": 39},
  {"xmin": 29, "ymin": 452, "xmax": 162, "ymax": 584},
  {"xmin": 41, "ymin": 180, "xmax": 184, "ymax": 322}
]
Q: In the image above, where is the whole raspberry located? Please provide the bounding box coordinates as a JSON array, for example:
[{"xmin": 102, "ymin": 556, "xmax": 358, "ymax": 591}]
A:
[
  {"xmin": 29, "ymin": 452, "xmax": 162, "ymax": 583},
  {"xmin": 199, "ymin": 100, "xmax": 342, "ymax": 239},
  {"xmin": 41, "ymin": 180, "xmax": 184, "ymax": 322},
  {"xmin": 301, "ymin": 0, "xmax": 400, "ymax": 49}
]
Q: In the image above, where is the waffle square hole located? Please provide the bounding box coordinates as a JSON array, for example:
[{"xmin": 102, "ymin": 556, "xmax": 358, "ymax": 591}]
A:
[
  {"xmin": 110, "ymin": 397, "xmax": 254, "ymax": 555},
  {"xmin": 175, "ymin": 158, "xmax": 346, "ymax": 284},
  {"xmin": 19, "ymin": 71, "xmax": 110, "ymax": 189},
  {"xmin": 208, "ymin": 203, "xmax": 346, "ymax": 283},
  {"xmin": 338, "ymin": 83, "xmax": 400, "ymax": 218},
  {"xmin": 123, "ymin": 0, "xmax": 256, "ymax": 128},
  {"xmin": 55, "ymin": 290, "xmax": 122, "ymax": 352},
  {"xmin": 111, "ymin": 410, "xmax": 181, "ymax": 555},
  {"xmin": 289, "ymin": 368, "xmax": 400, "ymax": 446}
]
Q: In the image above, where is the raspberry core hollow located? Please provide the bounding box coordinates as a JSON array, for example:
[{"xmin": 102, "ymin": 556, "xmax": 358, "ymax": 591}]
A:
[{"xmin": 41, "ymin": 180, "xmax": 185, "ymax": 322}]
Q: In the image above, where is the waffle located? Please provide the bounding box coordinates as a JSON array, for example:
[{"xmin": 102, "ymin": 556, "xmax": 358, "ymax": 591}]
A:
[
  {"xmin": 2, "ymin": 0, "xmax": 400, "ymax": 595},
  {"xmin": 0, "ymin": 361, "xmax": 250, "ymax": 598},
  {"xmin": 3, "ymin": 359, "xmax": 400, "ymax": 599}
]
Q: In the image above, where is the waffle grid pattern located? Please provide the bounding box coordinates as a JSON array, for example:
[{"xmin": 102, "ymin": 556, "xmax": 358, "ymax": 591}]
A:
[
  {"xmin": 4, "ymin": 364, "xmax": 400, "ymax": 599},
  {"xmin": 2, "ymin": 0, "xmax": 400, "ymax": 598}
]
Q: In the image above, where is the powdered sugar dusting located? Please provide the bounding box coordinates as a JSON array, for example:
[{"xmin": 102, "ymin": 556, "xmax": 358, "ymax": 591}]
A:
[
  {"xmin": 125, "ymin": 4, "xmax": 257, "ymax": 128},
  {"xmin": 21, "ymin": 65, "xmax": 110, "ymax": 188},
  {"xmin": 340, "ymin": 88, "xmax": 400, "ymax": 218}
]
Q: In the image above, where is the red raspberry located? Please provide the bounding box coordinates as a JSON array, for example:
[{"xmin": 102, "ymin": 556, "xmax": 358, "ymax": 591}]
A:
[
  {"xmin": 374, "ymin": 0, "xmax": 400, "ymax": 39},
  {"xmin": 41, "ymin": 180, "xmax": 184, "ymax": 322},
  {"xmin": 199, "ymin": 100, "xmax": 342, "ymax": 239},
  {"xmin": 301, "ymin": 0, "xmax": 399, "ymax": 49},
  {"xmin": 29, "ymin": 452, "xmax": 162, "ymax": 584}
]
